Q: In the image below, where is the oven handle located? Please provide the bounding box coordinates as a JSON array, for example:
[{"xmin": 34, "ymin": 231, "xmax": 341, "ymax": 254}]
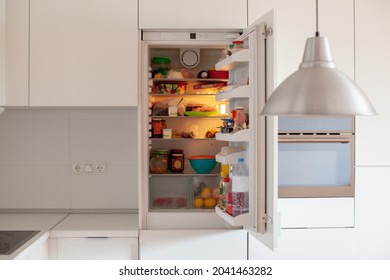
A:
[{"xmin": 278, "ymin": 138, "xmax": 351, "ymax": 144}]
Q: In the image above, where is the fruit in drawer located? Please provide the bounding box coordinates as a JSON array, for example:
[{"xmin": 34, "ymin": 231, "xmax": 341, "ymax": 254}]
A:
[
  {"xmin": 194, "ymin": 197, "xmax": 204, "ymax": 208},
  {"xmin": 200, "ymin": 186, "xmax": 211, "ymax": 198},
  {"xmin": 204, "ymin": 197, "xmax": 217, "ymax": 208},
  {"xmin": 176, "ymin": 197, "xmax": 187, "ymax": 208}
]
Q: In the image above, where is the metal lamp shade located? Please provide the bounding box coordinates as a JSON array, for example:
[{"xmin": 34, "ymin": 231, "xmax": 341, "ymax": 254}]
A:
[{"xmin": 261, "ymin": 37, "xmax": 376, "ymax": 116}]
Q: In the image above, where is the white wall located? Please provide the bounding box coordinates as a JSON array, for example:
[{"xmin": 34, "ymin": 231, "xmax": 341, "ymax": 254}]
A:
[{"xmin": 0, "ymin": 108, "xmax": 138, "ymax": 210}]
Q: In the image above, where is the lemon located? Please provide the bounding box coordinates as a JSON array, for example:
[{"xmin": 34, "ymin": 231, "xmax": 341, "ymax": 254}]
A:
[
  {"xmin": 204, "ymin": 197, "xmax": 217, "ymax": 208},
  {"xmin": 194, "ymin": 197, "xmax": 204, "ymax": 208},
  {"xmin": 200, "ymin": 187, "xmax": 211, "ymax": 198}
]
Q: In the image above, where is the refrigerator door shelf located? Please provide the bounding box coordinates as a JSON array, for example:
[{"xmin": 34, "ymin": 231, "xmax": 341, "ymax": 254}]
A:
[
  {"xmin": 215, "ymin": 49, "xmax": 250, "ymax": 70},
  {"xmin": 215, "ymin": 206, "xmax": 251, "ymax": 226},
  {"xmin": 216, "ymin": 151, "xmax": 245, "ymax": 165},
  {"xmin": 216, "ymin": 85, "xmax": 251, "ymax": 102},
  {"xmin": 216, "ymin": 129, "xmax": 251, "ymax": 142}
]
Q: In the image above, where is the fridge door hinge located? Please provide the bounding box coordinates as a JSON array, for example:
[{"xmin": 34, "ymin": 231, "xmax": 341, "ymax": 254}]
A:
[
  {"xmin": 263, "ymin": 27, "xmax": 273, "ymax": 38},
  {"xmin": 261, "ymin": 214, "xmax": 272, "ymax": 225}
]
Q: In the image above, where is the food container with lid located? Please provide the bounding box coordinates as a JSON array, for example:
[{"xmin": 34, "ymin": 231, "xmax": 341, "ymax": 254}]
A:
[
  {"xmin": 151, "ymin": 57, "xmax": 171, "ymax": 78},
  {"xmin": 150, "ymin": 150, "xmax": 169, "ymax": 174}
]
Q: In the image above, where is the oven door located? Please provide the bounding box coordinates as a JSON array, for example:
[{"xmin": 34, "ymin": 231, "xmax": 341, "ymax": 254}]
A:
[{"xmin": 278, "ymin": 136, "xmax": 354, "ymax": 198}]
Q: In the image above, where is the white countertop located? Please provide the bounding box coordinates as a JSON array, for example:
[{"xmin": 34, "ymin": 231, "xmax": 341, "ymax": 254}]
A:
[
  {"xmin": 0, "ymin": 213, "xmax": 68, "ymax": 260},
  {"xmin": 50, "ymin": 214, "xmax": 139, "ymax": 238},
  {"xmin": 0, "ymin": 213, "xmax": 139, "ymax": 260}
]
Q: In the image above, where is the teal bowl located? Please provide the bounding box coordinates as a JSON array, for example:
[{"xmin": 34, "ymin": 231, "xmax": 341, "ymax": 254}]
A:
[{"xmin": 188, "ymin": 155, "xmax": 217, "ymax": 174}]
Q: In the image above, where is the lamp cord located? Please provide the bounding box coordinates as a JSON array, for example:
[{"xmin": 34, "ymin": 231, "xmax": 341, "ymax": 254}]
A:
[{"xmin": 315, "ymin": 0, "xmax": 320, "ymax": 36}]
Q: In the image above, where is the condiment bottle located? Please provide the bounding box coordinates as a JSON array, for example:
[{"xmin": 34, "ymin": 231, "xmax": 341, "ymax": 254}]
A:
[
  {"xmin": 169, "ymin": 149, "xmax": 185, "ymax": 173},
  {"xmin": 150, "ymin": 150, "xmax": 169, "ymax": 174}
]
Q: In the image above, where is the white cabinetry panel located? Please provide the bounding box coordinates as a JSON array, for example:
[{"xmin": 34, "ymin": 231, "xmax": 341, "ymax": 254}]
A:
[
  {"xmin": 355, "ymin": 0, "xmax": 390, "ymax": 166},
  {"xmin": 30, "ymin": 0, "xmax": 138, "ymax": 106},
  {"xmin": 139, "ymin": 0, "xmax": 247, "ymax": 30},
  {"xmin": 56, "ymin": 238, "xmax": 138, "ymax": 260},
  {"xmin": 140, "ymin": 230, "xmax": 247, "ymax": 260},
  {"xmin": 0, "ymin": 0, "xmax": 29, "ymax": 106},
  {"xmin": 248, "ymin": 228, "xmax": 354, "ymax": 259},
  {"xmin": 248, "ymin": 0, "xmax": 354, "ymax": 85},
  {"xmin": 354, "ymin": 167, "xmax": 390, "ymax": 259}
]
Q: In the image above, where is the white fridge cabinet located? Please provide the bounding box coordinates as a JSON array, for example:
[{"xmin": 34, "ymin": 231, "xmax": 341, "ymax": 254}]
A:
[
  {"xmin": 139, "ymin": 11, "xmax": 279, "ymax": 252},
  {"xmin": 0, "ymin": 0, "xmax": 29, "ymax": 106}
]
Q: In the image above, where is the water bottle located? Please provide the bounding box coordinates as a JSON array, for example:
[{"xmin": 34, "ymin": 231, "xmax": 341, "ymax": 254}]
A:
[{"xmin": 228, "ymin": 158, "xmax": 249, "ymax": 217}]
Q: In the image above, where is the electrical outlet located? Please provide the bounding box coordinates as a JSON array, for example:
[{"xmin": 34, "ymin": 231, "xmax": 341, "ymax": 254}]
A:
[
  {"xmin": 72, "ymin": 162, "xmax": 84, "ymax": 174},
  {"xmin": 95, "ymin": 161, "xmax": 107, "ymax": 174},
  {"xmin": 72, "ymin": 161, "xmax": 106, "ymax": 175}
]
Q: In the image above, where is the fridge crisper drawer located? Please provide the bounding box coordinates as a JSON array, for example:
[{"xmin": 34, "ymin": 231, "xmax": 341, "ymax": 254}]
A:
[
  {"xmin": 150, "ymin": 175, "xmax": 219, "ymax": 210},
  {"xmin": 278, "ymin": 136, "xmax": 354, "ymax": 198}
]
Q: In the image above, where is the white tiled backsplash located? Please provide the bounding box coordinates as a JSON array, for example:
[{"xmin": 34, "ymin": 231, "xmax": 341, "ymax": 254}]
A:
[{"xmin": 0, "ymin": 108, "xmax": 138, "ymax": 210}]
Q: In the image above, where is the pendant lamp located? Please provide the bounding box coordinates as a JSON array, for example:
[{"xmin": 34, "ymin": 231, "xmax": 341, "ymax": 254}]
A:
[{"xmin": 261, "ymin": 0, "xmax": 376, "ymax": 116}]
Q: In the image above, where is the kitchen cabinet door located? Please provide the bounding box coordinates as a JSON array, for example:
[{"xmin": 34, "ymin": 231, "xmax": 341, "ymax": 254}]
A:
[
  {"xmin": 354, "ymin": 167, "xmax": 390, "ymax": 259},
  {"xmin": 0, "ymin": 0, "xmax": 29, "ymax": 106},
  {"xmin": 355, "ymin": 0, "xmax": 390, "ymax": 166},
  {"xmin": 56, "ymin": 237, "xmax": 138, "ymax": 260},
  {"xmin": 30, "ymin": 0, "xmax": 138, "ymax": 107},
  {"xmin": 248, "ymin": 228, "xmax": 354, "ymax": 259},
  {"xmin": 248, "ymin": 0, "xmax": 354, "ymax": 87},
  {"xmin": 139, "ymin": 0, "xmax": 247, "ymax": 30},
  {"xmin": 139, "ymin": 230, "xmax": 247, "ymax": 260}
]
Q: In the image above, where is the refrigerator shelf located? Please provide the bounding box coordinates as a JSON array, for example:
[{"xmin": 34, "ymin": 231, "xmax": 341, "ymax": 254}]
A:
[
  {"xmin": 215, "ymin": 129, "xmax": 251, "ymax": 142},
  {"xmin": 216, "ymin": 151, "xmax": 245, "ymax": 165},
  {"xmin": 149, "ymin": 172, "xmax": 219, "ymax": 177},
  {"xmin": 215, "ymin": 85, "xmax": 251, "ymax": 101},
  {"xmin": 215, "ymin": 206, "xmax": 251, "ymax": 226},
  {"xmin": 151, "ymin": 78, "xmax": 229, "ymax": 83},
  {"xmin": 215, "ymin": 49, "xmax": 250, "ymax": 71}
]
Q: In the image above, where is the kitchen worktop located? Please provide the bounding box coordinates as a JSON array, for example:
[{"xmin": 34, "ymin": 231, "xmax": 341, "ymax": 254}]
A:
[
  {"xmin": 0, "ymin": 213, "xmax": 67, "ymax": 260},
  {"xmin": 50, "ymin": 214, "xmax": 139, "ymax": 237},
  {"xmin": 0, "ymin": 213, "xmax": 139, "ymax": 260}
]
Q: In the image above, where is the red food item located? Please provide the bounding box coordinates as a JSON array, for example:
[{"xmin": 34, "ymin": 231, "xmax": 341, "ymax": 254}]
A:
[{"xmin": 176, "ymin": 197, "xmax": 187, "ymax": 208}]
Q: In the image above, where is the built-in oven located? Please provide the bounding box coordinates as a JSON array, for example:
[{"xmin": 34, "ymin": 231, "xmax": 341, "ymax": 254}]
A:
[{"xmin": 278, "ymin": 117, "xmax": 354, "ymax": 198}]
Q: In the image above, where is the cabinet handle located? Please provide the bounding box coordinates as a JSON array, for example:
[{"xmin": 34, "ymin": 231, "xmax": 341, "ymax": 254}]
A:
[{"xmin": 278, "ymin": 138, "xmax": 351, "ymax": 144}]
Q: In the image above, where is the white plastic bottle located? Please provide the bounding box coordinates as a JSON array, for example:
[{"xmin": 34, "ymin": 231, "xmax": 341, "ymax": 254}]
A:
[{"xmin": 229, "ymin": 157, "xmax": 249, "ymax": 216}]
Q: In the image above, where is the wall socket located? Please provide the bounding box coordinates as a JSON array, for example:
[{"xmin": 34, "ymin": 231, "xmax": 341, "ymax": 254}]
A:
[{"xmin": 72, "ymin": 161, "xmax": 107, "ymax": 174}]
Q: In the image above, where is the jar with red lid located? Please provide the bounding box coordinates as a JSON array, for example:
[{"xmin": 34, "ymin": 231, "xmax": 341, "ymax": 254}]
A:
[
  {"xmin": 231, "ymin": 40, "xmax": 244, "ymax": 54},
  {"xmin": 169, "ymin": 149, "xmax": 184, "ymax": 173}
]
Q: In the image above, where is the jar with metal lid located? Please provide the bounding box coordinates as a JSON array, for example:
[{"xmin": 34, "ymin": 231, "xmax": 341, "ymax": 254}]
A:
[
  {"xmin": 169, "ymin": 149, "xmax": 185, "ymax": 173},
  {"xmin": 150, "ymin": 150, "xmax": 169, "ymax": 174}
]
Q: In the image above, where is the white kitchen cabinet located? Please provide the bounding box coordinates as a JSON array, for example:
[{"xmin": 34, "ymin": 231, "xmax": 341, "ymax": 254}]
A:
[
  {"xmin": 248, "ymin": 0, "xmax": 354, "ymax": 85},
  {"xmin": 50, "ymin": 214, "xmax": 139, "ymax": 260},
  {"xmin": 248, "ymin": 227, "xmax": 355, "ymax": 259},
  {"xmin": 355, "ymin": 0, "xmax": 390, "ymax": 166},
  {"xmin": 139, "ymin": 230, "xmax": 247, "ymax": 260},
  {"xmin": 55, "ymin": 237, "xmax": 138, "ymax": 260},
  {"xmin": 0, "ymin": 0, "xmax": 29, "ymax": 106},
  {"xmin": 29, "ymin": 0, "xmax": 138, "ymax": 107},
  {"xmin": 354, "ymin": 167, "xmax": 390, "ymax": 259},
  {"xmin": 139, "ymin": 0, "xmax": 247, "ymax": 30}
]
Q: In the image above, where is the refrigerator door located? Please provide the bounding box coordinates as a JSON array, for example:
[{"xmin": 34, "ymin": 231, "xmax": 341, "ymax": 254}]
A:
[
  {"xmin": 248, "ymin": 10, "xmax": 278, "ymax": 252},
  {"xmin": 214, "ymin": 10, "xmax": 278, "ymax": 251}
]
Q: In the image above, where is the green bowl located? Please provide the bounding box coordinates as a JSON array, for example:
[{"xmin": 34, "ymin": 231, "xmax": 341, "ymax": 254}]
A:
[{"xmin": 188, "ymin": 155, "xmax": 217, "ymax": 174}]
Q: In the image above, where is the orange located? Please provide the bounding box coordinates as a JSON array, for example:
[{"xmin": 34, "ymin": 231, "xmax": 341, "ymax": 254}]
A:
[
  {"xmin": 200, "ymin": 187, "xmax": 211, "ymax": 198},
  {"xmin": 204, "ymin": 197, "xmax": 217, "ymax": 208},
  {"xmin": 194, "ymin": 197, "xmax": 204, "ymax": 208}
]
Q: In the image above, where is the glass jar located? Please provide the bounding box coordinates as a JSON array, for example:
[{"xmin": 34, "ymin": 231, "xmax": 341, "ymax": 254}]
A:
[
  {"xmin": 151, "ymin": 118, "xmax": 163, "ymax": 138},
  {"xmin": 231, "ymin": 40, "xmax": 244, "ymax": 54},
  {"xmin": 150, "ymin": 150, "xmax": 169, "ymax": 174},
  {"xmin": 169, "ymin": 149, "xmax": 184, "ymax": 173}
]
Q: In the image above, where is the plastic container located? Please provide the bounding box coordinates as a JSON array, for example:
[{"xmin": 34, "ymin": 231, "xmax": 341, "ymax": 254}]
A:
[
  {"xmin": 155, "ymin": 82, "xmax": 186, "ymax": 94},
  {"xmin": 151, "ymin": 57, "xmax": 171, "ymax": 78},
  {"xmin": 150, "ymin": 150, "xmax": 169, "ymax": 174},
  {"xmin": 231, "ymin": 40, "xmax": 244, "ymax": 54},
  {"xmin": 207, "ymin": 70, "xmax": 229, "ymax": 79},
  {"xmin": 188, "ymin": 155, "xmax": 217, "ymax": 174}
]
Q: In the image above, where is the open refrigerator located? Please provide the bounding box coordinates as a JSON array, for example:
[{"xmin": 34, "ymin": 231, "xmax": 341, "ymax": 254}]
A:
[{"xmin": 138, "ymin": 11, "xmax": 278, "ymax": 250}]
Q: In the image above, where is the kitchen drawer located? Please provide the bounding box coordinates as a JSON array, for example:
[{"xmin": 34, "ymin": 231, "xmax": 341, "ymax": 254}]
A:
[{"xmin": 56, "ymin": 237, "xmax": 138, "ymax": 260}]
